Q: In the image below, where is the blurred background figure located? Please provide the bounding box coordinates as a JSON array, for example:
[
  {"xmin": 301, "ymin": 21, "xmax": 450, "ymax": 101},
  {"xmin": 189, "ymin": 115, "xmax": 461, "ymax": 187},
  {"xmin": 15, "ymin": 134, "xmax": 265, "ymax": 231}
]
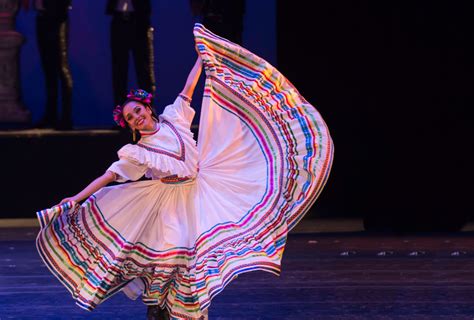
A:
[
  {"xmin": 189, "ymin": 0, "xmax": 245, "ymax": 45},
  {"xmin": 106, "ymin": 0, "xmax": 156, "ymax": 107},
  {"xmin": 34, "ymin": 0, "xmax": 73, "ymax": 130}
]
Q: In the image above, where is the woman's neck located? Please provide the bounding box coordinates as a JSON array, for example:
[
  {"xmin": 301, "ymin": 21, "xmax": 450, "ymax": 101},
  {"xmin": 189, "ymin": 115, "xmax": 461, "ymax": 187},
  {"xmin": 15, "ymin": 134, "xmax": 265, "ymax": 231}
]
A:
[{"xmin": 139, "ymin": 120, "xmax": 159, "ymax": 135}]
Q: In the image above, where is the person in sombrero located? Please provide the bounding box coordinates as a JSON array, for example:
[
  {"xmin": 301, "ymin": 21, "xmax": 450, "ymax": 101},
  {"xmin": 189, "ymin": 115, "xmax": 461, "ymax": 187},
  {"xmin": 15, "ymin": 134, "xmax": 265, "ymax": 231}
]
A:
[{"xmin": 36, "ymin": 23, "xmax": 334, "ymax": 320}]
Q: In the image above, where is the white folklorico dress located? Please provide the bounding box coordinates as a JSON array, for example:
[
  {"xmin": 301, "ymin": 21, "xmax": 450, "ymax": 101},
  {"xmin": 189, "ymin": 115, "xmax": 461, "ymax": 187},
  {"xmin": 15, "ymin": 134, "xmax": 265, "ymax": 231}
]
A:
[{"xmin": 36, "ymin": 24, "xmax": 334, "ymax": 320}]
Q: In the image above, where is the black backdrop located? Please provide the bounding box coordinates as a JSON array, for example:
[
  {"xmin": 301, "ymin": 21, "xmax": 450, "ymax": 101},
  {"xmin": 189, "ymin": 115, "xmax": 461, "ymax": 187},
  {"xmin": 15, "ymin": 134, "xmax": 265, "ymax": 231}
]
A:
[{"xmin": 277, "ymin": 1, "xmax": 473, "ymax": 231}]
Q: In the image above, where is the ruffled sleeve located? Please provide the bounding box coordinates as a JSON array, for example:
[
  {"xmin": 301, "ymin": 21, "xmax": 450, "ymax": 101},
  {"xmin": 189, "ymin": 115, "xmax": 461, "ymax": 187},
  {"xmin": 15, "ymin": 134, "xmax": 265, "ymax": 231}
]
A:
[
  {"xmin": 113, "ymin": 143, "xmax": 198, "ymax": 179},
  {"xmin": 107, "ymin": 158, "xmax": 147, "ymax": 183},
  {"xmin": 159, "ymin": 94, "xmax": 195, "ymax": 130}
]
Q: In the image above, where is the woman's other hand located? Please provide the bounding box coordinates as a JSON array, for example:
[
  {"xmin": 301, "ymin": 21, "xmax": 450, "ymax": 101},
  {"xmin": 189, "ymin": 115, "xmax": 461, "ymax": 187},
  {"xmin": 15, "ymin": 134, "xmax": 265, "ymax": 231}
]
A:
[{"xmin": 59, "ymin": 197, "xmax": 77, "ymax": 206}]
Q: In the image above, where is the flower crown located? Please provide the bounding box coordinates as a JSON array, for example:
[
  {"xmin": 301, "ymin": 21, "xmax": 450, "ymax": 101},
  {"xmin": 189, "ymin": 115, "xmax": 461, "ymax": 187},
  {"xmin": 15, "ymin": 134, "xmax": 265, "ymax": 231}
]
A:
[{"xmin": 113, "ymin": 89, "xmax": 153, "ymax": 128}]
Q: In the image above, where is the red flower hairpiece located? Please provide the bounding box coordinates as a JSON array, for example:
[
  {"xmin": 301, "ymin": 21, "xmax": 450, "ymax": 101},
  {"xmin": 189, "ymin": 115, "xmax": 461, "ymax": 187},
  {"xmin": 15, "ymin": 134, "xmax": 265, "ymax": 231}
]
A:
[{"xmin": 113, "ymin": 104, "xmax": 126, "ymax": 128}]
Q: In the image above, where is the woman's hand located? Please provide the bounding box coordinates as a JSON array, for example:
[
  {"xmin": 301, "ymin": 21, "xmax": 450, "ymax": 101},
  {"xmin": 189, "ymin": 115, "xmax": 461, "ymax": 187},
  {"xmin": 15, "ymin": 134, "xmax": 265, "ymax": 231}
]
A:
[{"xmin": 59, "ymin": 197, "xmax": 78, "ymax": 205}]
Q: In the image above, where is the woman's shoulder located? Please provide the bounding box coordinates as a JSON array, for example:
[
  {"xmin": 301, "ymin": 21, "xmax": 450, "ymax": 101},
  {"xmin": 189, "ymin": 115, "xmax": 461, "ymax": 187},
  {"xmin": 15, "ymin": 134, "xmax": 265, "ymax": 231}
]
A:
[
  {"xmin": 117, "ymin": 142, "xmax": 156, "ymax": 166},
  {"xmin": 158, "ymin": 94, "xmax": 195, "ymax": 128},
  {"xmin": 117, "ymin": 143, "xmax": 140, "ymax": 162},
  {"xmin": 160, "ymin": 94, "xmax": 191, "ymax": 113}
]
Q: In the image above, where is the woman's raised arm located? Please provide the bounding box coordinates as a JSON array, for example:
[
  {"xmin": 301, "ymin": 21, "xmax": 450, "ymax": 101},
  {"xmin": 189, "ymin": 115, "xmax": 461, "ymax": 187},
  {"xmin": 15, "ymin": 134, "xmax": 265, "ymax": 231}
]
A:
[{"xmin": 180, "ymin": 55, "xmax": 203, "ymax": 99}]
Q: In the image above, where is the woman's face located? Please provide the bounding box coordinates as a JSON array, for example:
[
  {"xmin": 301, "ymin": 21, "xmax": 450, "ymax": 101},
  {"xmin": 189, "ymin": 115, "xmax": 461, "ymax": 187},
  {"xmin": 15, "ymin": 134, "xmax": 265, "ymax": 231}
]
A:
[{"xmin": 123, "ymin": 101, "xmax": 155, "ymax": 131}]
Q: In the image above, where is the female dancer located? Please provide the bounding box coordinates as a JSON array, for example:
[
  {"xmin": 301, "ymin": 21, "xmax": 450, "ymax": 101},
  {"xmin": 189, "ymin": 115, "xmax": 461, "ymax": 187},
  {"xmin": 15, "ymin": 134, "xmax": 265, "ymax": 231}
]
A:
[{"xmin": 36, "ymin": 24, "xmax": 334, "ymax": 320}]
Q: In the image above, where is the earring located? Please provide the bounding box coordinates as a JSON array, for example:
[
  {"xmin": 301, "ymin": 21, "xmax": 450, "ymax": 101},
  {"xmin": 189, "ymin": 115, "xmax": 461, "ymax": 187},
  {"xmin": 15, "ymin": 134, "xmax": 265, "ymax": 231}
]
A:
[{"xmin": 132, "ymin": 129, "xmax": 137, "ymax": 142}]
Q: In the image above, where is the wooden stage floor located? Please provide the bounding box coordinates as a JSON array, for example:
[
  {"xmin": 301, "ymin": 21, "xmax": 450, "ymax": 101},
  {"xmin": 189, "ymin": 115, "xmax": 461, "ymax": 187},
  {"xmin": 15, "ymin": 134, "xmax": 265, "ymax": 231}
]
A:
[{"xmin": 1, "ymin": 220, "xmax": 474, "ymax": 319}]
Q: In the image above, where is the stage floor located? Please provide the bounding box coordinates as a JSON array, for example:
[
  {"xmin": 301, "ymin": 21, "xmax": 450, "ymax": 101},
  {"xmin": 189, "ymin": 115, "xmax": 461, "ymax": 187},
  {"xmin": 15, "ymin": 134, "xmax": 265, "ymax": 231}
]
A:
[{"xmin": 1, "ymin": 220, "xmax": 474, "ymax": 319}]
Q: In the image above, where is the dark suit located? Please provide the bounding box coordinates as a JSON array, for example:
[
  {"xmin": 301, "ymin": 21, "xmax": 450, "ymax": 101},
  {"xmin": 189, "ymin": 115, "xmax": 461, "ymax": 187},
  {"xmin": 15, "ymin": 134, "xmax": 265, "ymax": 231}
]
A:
[
  {"xmin": 106, "ymin": 0, "xmax": 155, "ymax": 106},
  {"xmin": 35, "ymin": 0, "xmax": 73, "ymax": 129},
  {"xmin": 190, "ymin": 0, "xmax": 245, "ymax": 45}
]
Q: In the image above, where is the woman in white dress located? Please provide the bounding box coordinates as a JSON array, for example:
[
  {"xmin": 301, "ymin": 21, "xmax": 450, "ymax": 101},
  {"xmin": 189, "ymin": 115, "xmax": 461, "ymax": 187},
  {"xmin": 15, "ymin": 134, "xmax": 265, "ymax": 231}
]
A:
[{"xmin": 36, "ymin": 24, "xmax": 334, "ymax": 320}]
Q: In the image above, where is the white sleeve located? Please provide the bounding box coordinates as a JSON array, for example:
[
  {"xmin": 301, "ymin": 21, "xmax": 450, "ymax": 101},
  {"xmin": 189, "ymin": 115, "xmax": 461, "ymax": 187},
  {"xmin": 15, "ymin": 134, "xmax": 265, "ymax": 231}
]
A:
[
  {"xmin": 107, "ymin": 158, "xmax": 147, "ymax": 182},
  {"xmin": 160, "ymin": 94, "xmax": 195, "ymax": 129}
]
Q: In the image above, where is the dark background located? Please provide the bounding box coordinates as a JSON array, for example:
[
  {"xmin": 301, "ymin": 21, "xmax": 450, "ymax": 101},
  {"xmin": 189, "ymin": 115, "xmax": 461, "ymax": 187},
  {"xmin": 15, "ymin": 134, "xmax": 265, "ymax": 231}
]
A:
[
  {"xmin": 4, "ymin": 1, "xmax": 473, "ymax": 232},
  {"xmin": 277, "ymin": 1, "xmax": 473, "ymax": 231},
  {"xmin": 16, "ymin": 0, "xmax": 276, "ymax": 127}
]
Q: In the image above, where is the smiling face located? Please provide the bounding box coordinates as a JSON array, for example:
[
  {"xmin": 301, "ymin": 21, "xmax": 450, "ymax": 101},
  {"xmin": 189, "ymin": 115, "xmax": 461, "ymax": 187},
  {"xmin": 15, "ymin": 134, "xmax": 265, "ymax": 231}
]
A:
[{"xmin": 122, "ymin": 101, "xmax": 156, "ymax": 132}]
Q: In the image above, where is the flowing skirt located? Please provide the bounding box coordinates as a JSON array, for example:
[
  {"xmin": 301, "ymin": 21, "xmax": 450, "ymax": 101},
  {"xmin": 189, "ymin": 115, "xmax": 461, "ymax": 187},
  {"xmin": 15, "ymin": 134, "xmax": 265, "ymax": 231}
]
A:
[{"xmin": 36, "ymin": 23, "xmax": 334, "ymax": 319}]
